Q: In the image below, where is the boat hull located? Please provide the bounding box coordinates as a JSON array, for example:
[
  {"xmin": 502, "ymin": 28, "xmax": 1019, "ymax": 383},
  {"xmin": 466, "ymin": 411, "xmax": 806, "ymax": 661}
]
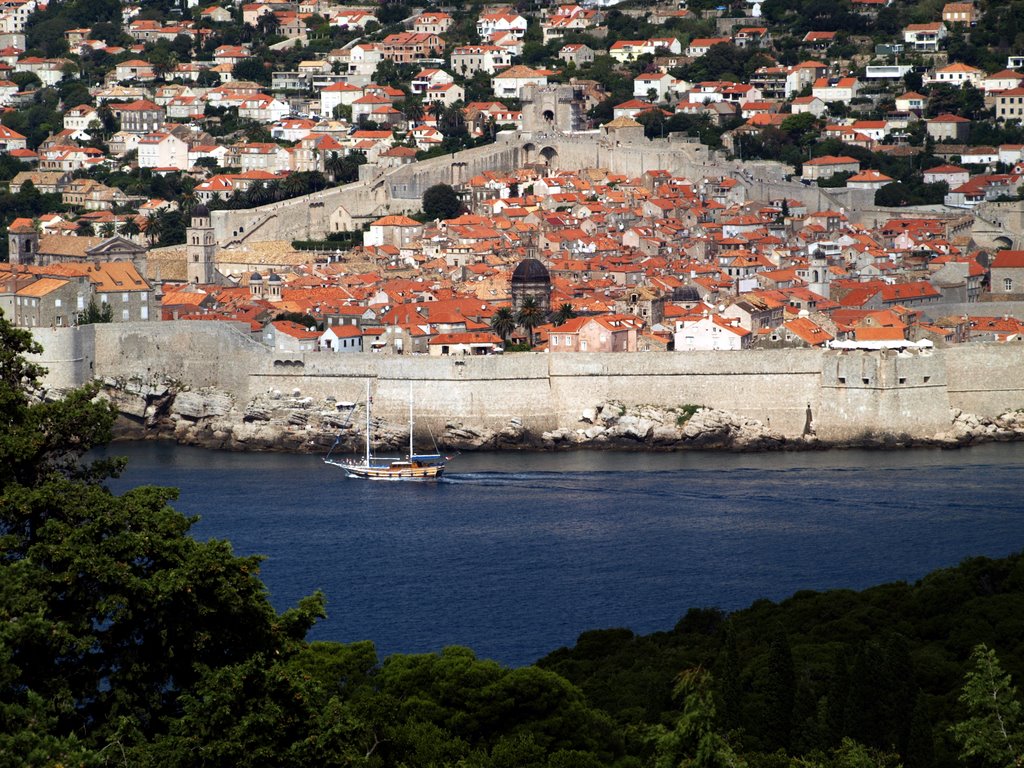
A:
[{"xmin": 343, "ymin": 464, "xmax": 445, "ymax": 481}]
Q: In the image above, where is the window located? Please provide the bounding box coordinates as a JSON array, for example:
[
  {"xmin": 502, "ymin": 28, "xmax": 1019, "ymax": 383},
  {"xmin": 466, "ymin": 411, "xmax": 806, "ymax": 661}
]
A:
[
  {"xmin": 552, "ymin": 335, "xmax": 558, "ymax": 345},
  {"xmin": 1005, "ymin": 277, "xmax": 1014, "ymax": 292},
  {"xmin": 54, "ymin": 299, "xmax": 62, "ymax": 307},
  {"xmin": 123, "ymin": 292, "xmax": 129, "ymax": 302},
  {"xmin": 122, "ymin": 309, "xmax": 129, "ymax": 320},
  {"xmin": 140, "ymin": 305, "xmax": 148, "ymax": 320}
]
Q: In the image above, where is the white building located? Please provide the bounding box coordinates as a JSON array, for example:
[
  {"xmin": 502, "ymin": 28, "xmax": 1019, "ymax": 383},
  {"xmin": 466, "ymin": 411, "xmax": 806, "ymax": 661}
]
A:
[
  {"xmin": 137, "ymin": 131, "xmax": 189, "ymax": 170},
  {"xmin": 674, "ymin": 315, "xmax": 751, "ymax": 351}
]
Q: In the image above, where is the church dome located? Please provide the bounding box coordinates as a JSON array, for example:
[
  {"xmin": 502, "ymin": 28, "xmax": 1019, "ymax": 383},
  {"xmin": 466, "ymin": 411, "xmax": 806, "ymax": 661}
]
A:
[
  {"xmin": 192, "ymin": 203, "xmax": 211, "ymax": 218},
  {"xmin": 267, "ymin": 271, "xmax": 282, "ymax": 283},
  {"xmin": 672, "ymin": 285, "xmax": 701, "ymax": 303},
  {"xmin": 511, "ymin": 258, "xmax": 550, "ymax": 284},
  {"xmin": 250, "ymin": 272, "xmax": 263, "ymax": 282}
]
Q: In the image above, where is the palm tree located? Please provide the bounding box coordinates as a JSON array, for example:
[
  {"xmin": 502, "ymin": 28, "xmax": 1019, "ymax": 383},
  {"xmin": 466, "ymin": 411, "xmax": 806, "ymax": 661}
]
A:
[
  {"xmin": 281, "ymin": 172, "xmax": 307, "ymax": 199},
  {"xmin": 179, "ymin": 190, "xmax": 197, "ymax": 216},
  {"xmin": 144, "ymin": 211, "xmax": 162, "ymax": 245},
  {"xmin": 121, "ymin": 217, "xmax": 141, "ymax": 240},
  {"xmin": 246, "ymin": 182, "xmax": 272, "ymax": 206},
  {"xmin": 77, "ymin": 221, "xmax": 95, "ymax": 236},
  {"xmin": 516, "ymin": 297, "xmax": 544, "ymax": 348},
  {"xmin": 98, "ymin": 221, "xmax": 116, "ymax": 238},
  {"xmin": 324, "ymin": 151, "xmax": 345, "ymax": 182},
  {"xmin": 403, "ymin": 98, "xmax": 424, "ymax": 126},
  {"xmin": 490, "ymin": 306, "xmax": 516, "ymax": 343},
  {"xmin": 552, "ymin": 303, "xmax": 577, "ymax": 326}
]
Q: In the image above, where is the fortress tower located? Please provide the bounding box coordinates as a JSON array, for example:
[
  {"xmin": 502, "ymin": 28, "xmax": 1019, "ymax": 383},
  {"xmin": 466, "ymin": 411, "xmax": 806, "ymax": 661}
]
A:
[{"xmin": 521, "ymin": 84, "xmax": 585, "ymax": 134}]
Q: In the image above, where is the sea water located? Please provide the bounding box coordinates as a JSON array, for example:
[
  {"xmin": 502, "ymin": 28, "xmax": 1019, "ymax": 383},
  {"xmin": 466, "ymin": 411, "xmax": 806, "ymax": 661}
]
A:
[{"xmin": 101, "ymin": 442, "xmax": 1024, "ymax": 666}]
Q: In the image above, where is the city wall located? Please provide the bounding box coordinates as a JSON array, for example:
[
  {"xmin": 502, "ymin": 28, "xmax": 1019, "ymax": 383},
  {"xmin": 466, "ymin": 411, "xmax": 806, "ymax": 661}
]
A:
[
  {"xmin": 29, "ymin": 323, "xmax": 1024, "ymax": 445},
  {"xmin": 208, "ymin": 131, "xmax": 1024, "ymax": 249}
]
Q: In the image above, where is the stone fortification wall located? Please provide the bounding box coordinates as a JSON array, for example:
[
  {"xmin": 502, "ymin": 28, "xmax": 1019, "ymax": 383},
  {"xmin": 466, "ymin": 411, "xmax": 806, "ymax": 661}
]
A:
[
  {"xmin": 943, "ymin": 343, "xmax": 1024, "ymax": 416},
  {"xmin": 210, "ymin": 137, "xmax": 522, "ymax": 245},
  {"xmin": 818, "ymin": 349, "xmax": 951, "ymax": 441},
  {"xmin": 32, "ymin": 323, "xmax": 1024, "ymax": 448},
  {"xmin": 89, "ymin": 321, "xmax": 263, "ymax": 396},
  {"xmin": 547, "ymin": 350, "xmax": 823, "ymax": 437},
  {"xmin": 248, "ymin": 352, "xmax": 553, "ymax": 433}
]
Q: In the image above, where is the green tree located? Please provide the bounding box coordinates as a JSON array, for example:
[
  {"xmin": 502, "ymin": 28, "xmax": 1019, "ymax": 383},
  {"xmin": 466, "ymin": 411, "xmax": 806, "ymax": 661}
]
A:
[
  {"xmin": 516, "ymin": 297, "xmax": 545, "ymax": 348},
  {"xmin": 121, "ymin": 217, "xmax": 141, "ymax": 239},
  {"xmin": 551, "ymin": 303, "xmax": 577, "ymax": 326},
  {"xmin": 951, "ymin": 644, "xmax": 1024, "ymax": 768},
  {"xmin": 764, "ymin": 627, "xmax": 796, "ymax": 751},
  {"xmin": 490, "ymin": 306, "xmax": 517, "ymax": 342},
  {"xmin": 77, "ymin": 298, "xmax": 113, "ymax": 325},
  {"xmin": 0, "ymin": 310, "xmax": 326, "ymax": 756},
  {"xmin": 422, "ymin": 183, "xmax": 463, "ymax": 220},
  {"xmin": 656, "ymin": 667, "xmax": 745, "ymax": 768}
]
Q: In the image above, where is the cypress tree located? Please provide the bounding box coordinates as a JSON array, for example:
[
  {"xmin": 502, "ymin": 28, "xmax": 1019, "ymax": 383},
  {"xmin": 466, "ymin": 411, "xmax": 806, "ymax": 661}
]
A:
[
  {"xmin": 763, "ymin": 627, "xmax": 795, "ymax": 751},
  {"xmin": 824, "ymin": 648, "xmax": 851, "ymax": 746},
  {"xmin": 904, "ymin": 694, "xmax": 935, "ymax": 768}
]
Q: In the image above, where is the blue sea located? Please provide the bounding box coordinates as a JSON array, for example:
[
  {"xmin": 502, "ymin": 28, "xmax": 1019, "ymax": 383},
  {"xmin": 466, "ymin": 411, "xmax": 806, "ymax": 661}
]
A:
[{"xmin": 101, "ymin": 442, "xmax": 1024, "ymax": 666}]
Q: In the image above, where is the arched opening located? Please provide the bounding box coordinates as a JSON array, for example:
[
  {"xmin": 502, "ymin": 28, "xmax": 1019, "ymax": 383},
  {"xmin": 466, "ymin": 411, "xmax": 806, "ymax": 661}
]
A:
[
  {"xmin": 812, "ymin": 270, "xmax": 819, "ymax": 282},
  {"xmin": 542, "ymin": 109, "xmax": 555, "ymax": 123},
  {"xmin": 540, "ymin": 146, "xmax": 558, "ymax": 167},
  {"xmin": 521, "ymin": 142, "xmax": 536, "ymax": 164},
  {"xmin": 994, "ymin": 235, "xmax": 1014, "ymax": 249}
]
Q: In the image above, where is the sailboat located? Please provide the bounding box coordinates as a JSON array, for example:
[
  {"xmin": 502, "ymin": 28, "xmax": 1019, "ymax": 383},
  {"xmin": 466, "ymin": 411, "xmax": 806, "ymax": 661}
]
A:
[{"xmin": 324, "ymin": 381, "xmax": 447, "ymax": 481}]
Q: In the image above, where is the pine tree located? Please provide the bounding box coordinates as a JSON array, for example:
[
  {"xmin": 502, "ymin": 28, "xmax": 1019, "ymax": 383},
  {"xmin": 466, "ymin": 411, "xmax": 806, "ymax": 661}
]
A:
[{"xmin": 951, "ymin": 644, "xmax": 1024, "ymax": 768}]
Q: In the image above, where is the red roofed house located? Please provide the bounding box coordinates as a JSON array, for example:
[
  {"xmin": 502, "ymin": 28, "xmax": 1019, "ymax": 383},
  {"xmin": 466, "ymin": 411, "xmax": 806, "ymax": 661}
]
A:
[
  {"xmin": 546, "ymin": 315, "xmax": 640, "ymax": 352},
  {"xmin": 0, "ymin": 123, "xmax": 27, "ymax": 152},
  {"xmin": 365, "ymin": 215, "xmax": 423, "ymax": 247},
  {"xmin": 801, "ymin": 155, "xmax": 861, "ymax": 181},
  {"xmin": 996, "ymin": 88, "xmax": 1024, "ymax": 122},
  {"xmin": 990, "ymin": 250, "xmax": 1024, "ymax": 296},
  {"xmin": 904, "ymin": 22, "xmax": 947, "ymax": 51},
  {"xmin": 319, "ymin": 324, "xmax": 364, "ymax": 353},
  {"xmin": 263, "ymin": 320, "xmax": 320, "ymax": 352}
]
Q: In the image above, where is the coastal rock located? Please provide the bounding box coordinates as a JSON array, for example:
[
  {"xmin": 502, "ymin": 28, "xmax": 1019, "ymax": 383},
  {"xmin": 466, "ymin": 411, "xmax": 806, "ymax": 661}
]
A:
[
  {"xmin": 172, "ymin": 391, "xmax": 232, "ymax": 420},
  {"xmin": 90, "ymin": 378, "xmax": 1024, "ymax": 455}
]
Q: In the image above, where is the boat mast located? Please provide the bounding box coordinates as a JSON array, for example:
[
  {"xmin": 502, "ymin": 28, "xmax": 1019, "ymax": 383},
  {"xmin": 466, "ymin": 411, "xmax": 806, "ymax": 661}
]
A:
[
  {"xmin": 365, "ymin": 379, "xmax": 371, "ymax": 466},
  {"xmin": 408, "ymin": 380, "xmax": 414, "ymax": 458}
]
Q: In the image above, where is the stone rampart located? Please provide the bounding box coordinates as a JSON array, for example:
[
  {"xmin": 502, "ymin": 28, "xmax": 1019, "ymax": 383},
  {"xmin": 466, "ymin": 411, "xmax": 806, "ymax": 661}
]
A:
[
  {"xmin": 29, "ymin": 323, "xmax": 1024, "ymax": 446},
  {"xmin": 943, "ymin": 343, "xmax": 1024, "ymax": 416}
]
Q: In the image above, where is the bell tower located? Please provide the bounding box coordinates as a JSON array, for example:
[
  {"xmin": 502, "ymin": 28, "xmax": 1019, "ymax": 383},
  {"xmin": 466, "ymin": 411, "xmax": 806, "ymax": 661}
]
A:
[
  {"xmin": 186, "ymin": 203, "xmax": 217, "ymax": 284},
  {"xmin": 7, "ymin": 218, "xmax": 39, "ymax": 266}
]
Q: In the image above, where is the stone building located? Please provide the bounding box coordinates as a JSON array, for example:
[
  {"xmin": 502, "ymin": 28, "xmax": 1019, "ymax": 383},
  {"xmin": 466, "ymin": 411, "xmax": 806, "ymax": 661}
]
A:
[
  {"xmin": 7, "ymin": 217, "xmax": 148, "ymax": 277},
  {"xmin": 521, "ymin": 83, "xmax": 586, "ymax": 133},
  {"xmin": 511, "ymin": 257, "xmax": 551, "ymax": 315}
]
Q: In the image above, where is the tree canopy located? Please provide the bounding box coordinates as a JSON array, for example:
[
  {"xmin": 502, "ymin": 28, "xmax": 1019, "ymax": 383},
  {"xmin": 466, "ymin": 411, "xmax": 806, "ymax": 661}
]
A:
[{"xmin": 422, "ymin": 183, "xmax": 463, "ymax": 220}]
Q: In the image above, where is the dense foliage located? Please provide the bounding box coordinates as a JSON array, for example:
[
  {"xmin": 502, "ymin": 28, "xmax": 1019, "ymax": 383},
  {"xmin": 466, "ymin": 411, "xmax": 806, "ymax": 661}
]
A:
[{"xmin": 3, "ymin": 313, "xmax": 1024, "ymax": 767}]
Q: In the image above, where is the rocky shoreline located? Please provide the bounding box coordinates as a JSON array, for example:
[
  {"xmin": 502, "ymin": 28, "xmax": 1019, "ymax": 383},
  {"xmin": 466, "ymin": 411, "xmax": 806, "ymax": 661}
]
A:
[{"xmin": 83, "ymin": 377, "xmax": 1024, "ymax": 453}]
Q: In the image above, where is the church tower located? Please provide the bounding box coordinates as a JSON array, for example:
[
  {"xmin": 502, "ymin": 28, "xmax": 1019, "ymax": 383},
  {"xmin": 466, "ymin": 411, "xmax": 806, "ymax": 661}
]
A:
[
  {"xmin": 7, "ymin": 218, "xmax": 38, "ymax": 266},
  {"xmin": 186, "ymin": 204, "xmax": 217, "ymax": 284}
]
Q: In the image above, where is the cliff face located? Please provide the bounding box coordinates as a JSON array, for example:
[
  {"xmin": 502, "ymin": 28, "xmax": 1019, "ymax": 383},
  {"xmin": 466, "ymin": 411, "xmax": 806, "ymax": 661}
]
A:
[{"xmin": 96, "ymin": 377, "xmax": 1024, "ymax": 453}]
